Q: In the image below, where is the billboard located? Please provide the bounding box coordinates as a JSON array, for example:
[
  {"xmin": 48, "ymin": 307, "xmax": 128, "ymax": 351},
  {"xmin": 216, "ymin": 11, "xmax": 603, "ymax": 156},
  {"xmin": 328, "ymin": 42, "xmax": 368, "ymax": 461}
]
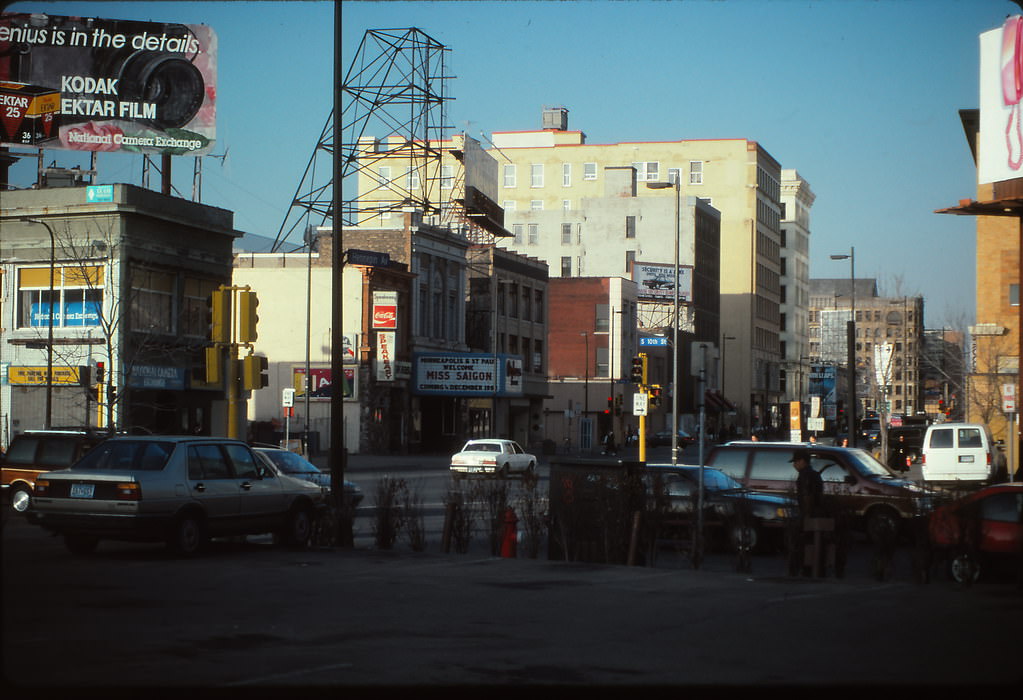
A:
[
  {"xmin": 0, "ymin": 13, "xmax": 216, "ymax": 155},
  {"xmin": 632, "ymin": 262, "xmax": 693, "ymax": 302},
  {"xmin": 413, "ymin": 353, "xmax": 523, "ymax": 397},
  {"xmin": 980, "ymin": 16, "xmax": 1023, "ymax": 184}
]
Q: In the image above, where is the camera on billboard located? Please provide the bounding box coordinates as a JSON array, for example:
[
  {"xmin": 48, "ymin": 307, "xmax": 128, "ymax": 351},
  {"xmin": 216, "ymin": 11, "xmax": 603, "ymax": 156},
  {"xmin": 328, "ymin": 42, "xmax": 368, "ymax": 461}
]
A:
[{"xmin": 2, "ymin": 15, "xmax": 206, "ymax": 130}]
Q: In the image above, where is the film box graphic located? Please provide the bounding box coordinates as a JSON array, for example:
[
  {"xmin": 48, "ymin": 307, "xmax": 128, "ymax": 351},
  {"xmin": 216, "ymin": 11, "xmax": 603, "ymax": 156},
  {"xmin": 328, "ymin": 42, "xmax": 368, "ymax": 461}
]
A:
[{"xmin": 0, "ymin": 81, "xmax": 61, "ymax": 145}]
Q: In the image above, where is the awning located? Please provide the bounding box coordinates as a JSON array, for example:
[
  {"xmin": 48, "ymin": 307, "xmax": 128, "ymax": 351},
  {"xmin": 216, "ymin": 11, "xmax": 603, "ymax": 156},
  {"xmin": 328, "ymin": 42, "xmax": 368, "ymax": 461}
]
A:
[
  {"xmin": 703, "ymin": 390, "xmax": 735, "ymax": 413},
  {"xmin": 935, "ymin": 197, "xmax": 1023, "ymax": 217}
]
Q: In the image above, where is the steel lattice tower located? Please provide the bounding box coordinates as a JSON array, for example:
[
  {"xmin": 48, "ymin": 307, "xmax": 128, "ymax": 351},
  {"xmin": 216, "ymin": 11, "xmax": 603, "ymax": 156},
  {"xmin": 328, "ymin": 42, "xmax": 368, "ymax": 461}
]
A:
[{"xmin": 272, "ymin": 27, "xmax": 452, "ymax": 252}]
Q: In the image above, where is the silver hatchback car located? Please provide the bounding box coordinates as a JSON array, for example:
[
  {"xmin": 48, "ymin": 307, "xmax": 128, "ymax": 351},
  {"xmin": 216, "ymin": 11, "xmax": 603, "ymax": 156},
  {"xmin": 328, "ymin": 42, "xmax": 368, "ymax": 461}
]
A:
[{"xmin": 28, "ymin": 436, "xmax": 325, "ymax": 556}]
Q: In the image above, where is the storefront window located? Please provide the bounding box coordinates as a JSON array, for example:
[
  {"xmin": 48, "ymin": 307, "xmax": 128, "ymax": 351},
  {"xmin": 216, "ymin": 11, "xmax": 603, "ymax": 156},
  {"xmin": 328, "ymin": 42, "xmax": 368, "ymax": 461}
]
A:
[{"xmin": 17, "ymin": 265, "xmax": 104, "ymax": 328}]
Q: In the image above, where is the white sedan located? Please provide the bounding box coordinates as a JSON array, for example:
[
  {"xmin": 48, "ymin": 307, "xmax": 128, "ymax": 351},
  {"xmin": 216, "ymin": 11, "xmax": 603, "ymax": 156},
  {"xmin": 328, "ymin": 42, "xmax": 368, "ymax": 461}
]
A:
[{"xmin": 450, "ymin": 439, "xmax": 537, "ymax": 480}]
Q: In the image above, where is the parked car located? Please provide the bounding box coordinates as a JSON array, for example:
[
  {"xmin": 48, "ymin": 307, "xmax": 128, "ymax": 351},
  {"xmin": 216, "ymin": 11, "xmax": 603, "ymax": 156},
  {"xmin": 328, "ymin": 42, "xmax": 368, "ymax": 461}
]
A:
[
  {"xmin": 252, "ymin": 446, "xmax": 363, "ymax": 507},
  {"xmin": 450, "ymin": 439, "xmax": 537, "ymax": 480},
  {"xmin": 2, "ymin": 429, "xmax": 110, "ymax": 514},
  {"xmin": 707, "ymin": 442, "xmax": 931, "ymax": 541},
  {"xmin": 921, "ymin": 423, "xmax": 1000, "ymax": 484},
  {"xmin": 27, "ymin": 436, "xmax": 325, "ymax": 556},
  {"xmin": 645, "ymin": 464, "xmax": 796, "ymax": 552},
  {"xmin": 646, "ymin": 429, "xmax": 696, "ymax": 448},
  {"xmin": 928, "ymin": 483, "xmax": 1023, "ymax": 583}
]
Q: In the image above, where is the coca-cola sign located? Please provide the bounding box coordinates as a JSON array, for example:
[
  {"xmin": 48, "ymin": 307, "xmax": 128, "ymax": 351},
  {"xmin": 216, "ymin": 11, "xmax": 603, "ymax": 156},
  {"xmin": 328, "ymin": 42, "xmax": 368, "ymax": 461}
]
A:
[{"xmin": 372, "ymin": 290, "xmax": 398, "ymax": 330}]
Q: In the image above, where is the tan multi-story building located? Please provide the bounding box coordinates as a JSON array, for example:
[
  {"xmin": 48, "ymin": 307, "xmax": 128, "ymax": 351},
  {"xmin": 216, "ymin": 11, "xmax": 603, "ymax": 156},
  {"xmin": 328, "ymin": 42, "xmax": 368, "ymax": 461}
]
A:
[
  {"xmin": 486, "ymin": 108, "xmax": 793, "ymax": 434},
  {"xmin": 779, "ymin": 169, "xmax": 815, "ymax": 403},
  {"xmin": 808, "ymin": 279, "xmax": 924, "ymax": 424}
]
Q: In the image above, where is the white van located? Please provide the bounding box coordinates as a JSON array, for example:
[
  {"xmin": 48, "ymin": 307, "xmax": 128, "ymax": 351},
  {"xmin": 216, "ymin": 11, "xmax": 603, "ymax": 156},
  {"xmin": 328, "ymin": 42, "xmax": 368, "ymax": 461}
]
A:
[{"xmin": 920, "ymin": 423, "xmax": 996, "ymax": 483}]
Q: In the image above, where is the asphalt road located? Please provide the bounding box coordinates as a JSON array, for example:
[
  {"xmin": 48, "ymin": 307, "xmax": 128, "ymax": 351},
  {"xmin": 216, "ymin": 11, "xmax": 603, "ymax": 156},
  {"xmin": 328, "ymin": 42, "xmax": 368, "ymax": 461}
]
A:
[{"xmin": 4, "ymin": 457, "xmax": 1022, "ymax": 690}]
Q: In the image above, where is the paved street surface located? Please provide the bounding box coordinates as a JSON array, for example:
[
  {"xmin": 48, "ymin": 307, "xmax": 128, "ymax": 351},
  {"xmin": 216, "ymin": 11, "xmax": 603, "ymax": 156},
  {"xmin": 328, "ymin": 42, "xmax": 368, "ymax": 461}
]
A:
[{"xmin": 3, "ymin": 448, "xmax": 1021, "ymax": 690}]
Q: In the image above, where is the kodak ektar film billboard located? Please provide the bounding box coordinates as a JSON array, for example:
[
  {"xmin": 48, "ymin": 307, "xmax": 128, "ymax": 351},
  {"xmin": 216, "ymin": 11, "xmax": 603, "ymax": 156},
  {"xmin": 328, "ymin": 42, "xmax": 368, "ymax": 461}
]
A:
[{"xmin": 0, "ymin": 13, "xmax": 216, "ymax": 155}]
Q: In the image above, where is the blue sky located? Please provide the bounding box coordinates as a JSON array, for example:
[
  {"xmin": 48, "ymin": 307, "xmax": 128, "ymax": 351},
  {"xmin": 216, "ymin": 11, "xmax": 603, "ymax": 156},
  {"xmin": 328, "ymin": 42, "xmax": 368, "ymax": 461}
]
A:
[{"xmin": 4, "ymin": 0, "xmax": 1014, "ymax": 327}]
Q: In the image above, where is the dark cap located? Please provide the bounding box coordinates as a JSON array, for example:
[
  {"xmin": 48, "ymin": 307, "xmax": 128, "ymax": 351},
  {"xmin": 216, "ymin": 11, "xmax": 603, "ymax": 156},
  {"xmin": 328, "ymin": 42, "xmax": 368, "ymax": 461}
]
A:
[{"xmin": 789, "ymin": 448, "xmax": 811, "ymax": 463}]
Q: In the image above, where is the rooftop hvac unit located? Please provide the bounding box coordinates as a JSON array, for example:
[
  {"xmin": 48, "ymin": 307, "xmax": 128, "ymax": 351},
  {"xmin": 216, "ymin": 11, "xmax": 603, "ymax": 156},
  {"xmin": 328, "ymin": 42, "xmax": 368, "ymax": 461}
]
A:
[{"xmin": 542, "ymin": 107, "xmax": 568, "ymax": 131}]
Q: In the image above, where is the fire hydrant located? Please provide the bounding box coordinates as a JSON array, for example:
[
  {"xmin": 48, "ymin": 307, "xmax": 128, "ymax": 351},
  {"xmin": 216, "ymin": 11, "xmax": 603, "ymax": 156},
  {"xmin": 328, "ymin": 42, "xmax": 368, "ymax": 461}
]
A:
[{"xmin": 501, "ymin": 506, "xmax": 518, "ymax": 558}]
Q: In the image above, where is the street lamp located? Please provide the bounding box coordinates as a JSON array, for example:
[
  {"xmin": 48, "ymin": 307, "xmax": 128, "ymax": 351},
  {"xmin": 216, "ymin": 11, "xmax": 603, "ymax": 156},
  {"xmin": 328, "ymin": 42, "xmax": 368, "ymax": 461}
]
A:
[
  {"xmin": 647, "ymin": 178, "xmax": 681, "ymax": 465},
  {"xmin": 830, "ymin": 247, "xmax": 856, "ymax": 443},
  {"xmin": 21, "ymin": 217, "xmax": 56, "ymax": 430}
]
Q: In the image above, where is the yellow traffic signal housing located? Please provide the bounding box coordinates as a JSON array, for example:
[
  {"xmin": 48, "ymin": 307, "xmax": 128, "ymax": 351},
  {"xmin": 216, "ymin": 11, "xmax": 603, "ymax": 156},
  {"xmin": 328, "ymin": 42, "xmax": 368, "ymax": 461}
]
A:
[
  {"xmin": 209, "ymin": 288, "xmax": 231, "ymax": 344},
  {"xmin": 237, "ymin": 290, "xmax": 259, "ymax": 344},
  {"xmin": 630, "ymin": 354, "xmax": 648, "ymax": 385},
  {"xmin": 204, "ymin": 346, "xmax": 223, "ymax": 385},
  {"xmin": 241, "ymin": 354, "xmax": 268, "ymax": 390}
]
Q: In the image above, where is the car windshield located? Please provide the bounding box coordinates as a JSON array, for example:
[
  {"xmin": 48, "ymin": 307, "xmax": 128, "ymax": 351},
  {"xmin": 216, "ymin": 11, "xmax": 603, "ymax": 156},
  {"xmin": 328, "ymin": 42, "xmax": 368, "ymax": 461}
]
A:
[
  {"xmin": 844, "ymin": 448, "xmax": 895, "ymax": 477},
  {"xmin": 260, "ymin": 450, "xmax": 319, "ymax": 474},
  {"xmin": 689, "ymin": 468, "xmax": 741, "ymax": 491},
  {"xmin": 72, "ymin": 441, "xmax": 174, "ymax": 472},
  {"xmin": 464, "ymin": 443, "xmax": 500, "ymax": 452}
]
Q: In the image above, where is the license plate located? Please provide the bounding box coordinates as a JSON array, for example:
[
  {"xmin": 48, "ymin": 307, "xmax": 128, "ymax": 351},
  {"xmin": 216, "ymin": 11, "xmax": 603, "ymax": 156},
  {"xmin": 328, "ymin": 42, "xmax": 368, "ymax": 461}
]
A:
[
  {"xmin": 468, "ymin": 467, "xmax": 484, "ymax": 473},
  {"xmin": 958, "ymin": 455, "xmax": 975, "ymax": 463},
  {"xmin": 70, "ymin": 483, "xmax": 95, "ymax": 498}
]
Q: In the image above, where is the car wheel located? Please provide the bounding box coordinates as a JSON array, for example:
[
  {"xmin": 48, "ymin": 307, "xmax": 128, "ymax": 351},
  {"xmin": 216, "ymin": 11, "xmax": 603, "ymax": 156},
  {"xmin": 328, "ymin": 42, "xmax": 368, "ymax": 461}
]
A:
[
  {"xmin": 64, "ymin": 533, "xmax": 99, "ymax": 555},
  {"xmin": 866, "ymin": 507, "xmax": 900, "ymax": 544},
  {"xmin": 949, "ymin": 552, "xmax": 981, "ymax": 585},
  {"xmin": 10, "ymin": 484, "xmax": 31, "ymax": 514},
  {"xmin": 729, "ymin": 523, "xmax": 758, "ymax": 553},
  {"xmin": 282, "ymin": 506, "xmax": 312, "ymax": 548},
  {"xmin": 168, "ymin": 513, "xmax": 206, "ymax": 557},
  {"xmin": 500, "ymin": 465, "xmax": 510, "ymax": 479}
]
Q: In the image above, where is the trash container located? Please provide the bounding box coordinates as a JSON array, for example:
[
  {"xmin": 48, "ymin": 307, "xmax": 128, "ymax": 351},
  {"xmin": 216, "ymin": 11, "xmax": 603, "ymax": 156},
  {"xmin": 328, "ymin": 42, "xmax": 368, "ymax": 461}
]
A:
[{"xmin": 547, "ymin": 457, "xmax": 645, "ymax": 564}]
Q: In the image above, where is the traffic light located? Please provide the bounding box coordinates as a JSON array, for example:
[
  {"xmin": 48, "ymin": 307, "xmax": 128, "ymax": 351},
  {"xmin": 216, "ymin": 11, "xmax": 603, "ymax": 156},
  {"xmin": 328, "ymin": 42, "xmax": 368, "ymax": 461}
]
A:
[
  {"xmin": 95, "ymin": 361, "xmax": 105, "ymax": 385},
  {"xmin": 208, "ymin": 288, "xmax": 231, "ymax": 344},
  {"xmin": 205, "ymin": 346, "xmax": 223, "ymax": 385},
  {"xmin": 241, "ymin": 354, "xmax": 269, "ymax": 390},
  {"xmin": 650, "ymin": 385, "xmax": 662, "ymax": 407},
  {"xmin": 237, "ymin": 290, "xmax": 259, "ymax": 344},
  {"xmin": 605, "ymin": 396, "xmax": 613, "ymax": 414},
  {"xmin": 630, "ymin": 354, "xmax": 648, "ymax": 385},
  {"xmin": 614, "ymin": 394, "xmax": 623, "ymax": 416}
]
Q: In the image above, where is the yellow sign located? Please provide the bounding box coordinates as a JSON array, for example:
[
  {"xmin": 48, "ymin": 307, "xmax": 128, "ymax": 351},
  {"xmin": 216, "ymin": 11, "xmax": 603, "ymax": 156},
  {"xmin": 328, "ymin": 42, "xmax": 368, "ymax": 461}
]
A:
[{"xmin": 8, "ymin": 366, "xmax": 81, "ymax": 385}]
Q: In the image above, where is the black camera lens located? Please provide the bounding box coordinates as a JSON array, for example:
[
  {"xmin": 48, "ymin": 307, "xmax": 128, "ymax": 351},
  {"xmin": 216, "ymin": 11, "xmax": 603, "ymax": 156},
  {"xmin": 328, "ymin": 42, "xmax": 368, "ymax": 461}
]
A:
[{"xmin": 118, "ymin": 51, "xmax": 205, "ymax": 129}]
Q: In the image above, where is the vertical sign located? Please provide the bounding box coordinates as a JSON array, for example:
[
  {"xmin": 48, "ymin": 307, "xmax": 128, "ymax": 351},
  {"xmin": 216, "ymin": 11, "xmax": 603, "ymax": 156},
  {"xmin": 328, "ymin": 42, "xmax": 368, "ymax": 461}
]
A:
[
  {"xmin": 377, "ymin": 331, "xmax": 395, "ymax": 382},
  {"xmin": 372, "ymin": 290, "xmax": 398, "ymax": 330}
]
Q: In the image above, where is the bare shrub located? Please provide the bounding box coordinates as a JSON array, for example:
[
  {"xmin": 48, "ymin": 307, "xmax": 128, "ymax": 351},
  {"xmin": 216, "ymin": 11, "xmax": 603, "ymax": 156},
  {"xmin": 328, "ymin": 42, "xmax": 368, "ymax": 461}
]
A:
[
  {"xmin": 400, "ymin": 479, "xmax": 427, "ymax": 552},
  {"xmin": 515, "ymin": 470, "xmax": 549, "ymax": 559}
]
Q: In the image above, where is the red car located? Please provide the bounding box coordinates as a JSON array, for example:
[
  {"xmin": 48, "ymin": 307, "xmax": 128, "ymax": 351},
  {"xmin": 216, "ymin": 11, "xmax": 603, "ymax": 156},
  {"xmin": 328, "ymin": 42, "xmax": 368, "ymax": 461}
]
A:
[{"xmin": 928, "ymin": 483, "xmax": 1023, "ymax": 583}]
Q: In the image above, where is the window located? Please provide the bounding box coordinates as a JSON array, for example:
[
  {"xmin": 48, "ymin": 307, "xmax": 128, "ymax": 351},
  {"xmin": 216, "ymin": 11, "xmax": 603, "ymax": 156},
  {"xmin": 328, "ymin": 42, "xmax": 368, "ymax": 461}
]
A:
[
  {"xmin": 625, "ymin": 250, "xmax": 636, "ymax": 271},
  {"xmin": 584, "ymin": 162, "xmax": 597, "ymax": 180},
  {"xmin": 406, "ymin": 166, "xmax": 420, "ymax": 190},
  {"xmin": 188, "ymin": 444, "xmax": 231, "ymax": 479},
  {"xmin": 1011, "ymin": 283, "xmax": 1019, "ymax": 306},
  {"xmin": 530, "ymin": 163, "xmax": 544, "ymax": 188},
  {"xmin": 595, "ymin": 304, "xmax": 609, "ymax": 332},
  {"xmin": 503, "ymin": 200, "xmax": 516, "ymax": 211},
  {"xmin": 668, "ymin": 168, "xmax": 681, "ymax": 185},
  {"xmin": 534, "ymin": 289, "xmax": 544, "ymax": 322},
  {"xmin": 562, "ymin": 163, "xmax": 571, "ymax": 186},
  {"xmin": 509, "ymin": 283, "xmax": 519, "ymax": 318},
  {"xmin": 378, "ymin": 166, "xmax": 391, "ymax": 185},
  {"xmin": 182, "ymin": 277, "xmax": 219, "ymax": 337},
  {"xmin": 503, "ymin": 164, "xmax": 516, "ymax": 187},
  {"xmin": 749, "ymin": 450, "xmax": 795, "ymax": 481},
  {"xmin": 561, "ymin": 256, "xmax": 572, "ymax": 277},
  {"xmin": 562, "ymin": 200, "xmax": 571, "ymax": 211},
  {"xmin": 625, "ymin": 216, "xmax": 636, "ymax": 239},
  {"xmin": 561, "ymin": 223, "xmax": 572, "ymax": 245},
  {"xmin": 530, "ymin": 200, "xmax": 543, "ymax": 211},
  {"xmin": 17, "ymin": 265, "xmax": 104, "ymax": 329},
  {"xmin": 632, "ymin": 161, "xmax": 659, "ymax": 181},
  {"xmin": 521, "ymin": 286, "xmax": 531, "ymax": 321},
  {"xmin": 528, "ymin": 224, "xmax": 539, "ymax": 245},
  {"xmin": 224, "ymin": 444, "xmax": 258, "ymax": 479},
  {"xmin": 512, "ymin": 224, "xmax": 524, "ymax": 245},
  {"xmin": 440, "ymin": 164, "xmax": 453, "ymax": 189},
  {"xmin": 689, "ymin": 160, "xmax": 703, "ymax": 185},
  {"xmin": 533, "ymin": 339, "xmax": 544, "ymax": 373},
  {"xmin": 928, "ymin": 428, "xmax": 953, "ymax": 449},
  {"xmin": 131, "ymin": 268, "xmax": 175, "ymax": 334}
]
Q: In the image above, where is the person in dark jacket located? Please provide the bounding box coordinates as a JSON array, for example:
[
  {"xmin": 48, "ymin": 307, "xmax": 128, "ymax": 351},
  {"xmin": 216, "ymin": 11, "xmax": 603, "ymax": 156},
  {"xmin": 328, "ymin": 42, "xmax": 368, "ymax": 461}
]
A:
[{"xmin": 792, "ymin": 448, "xmax": 824, "ymax": 518}]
